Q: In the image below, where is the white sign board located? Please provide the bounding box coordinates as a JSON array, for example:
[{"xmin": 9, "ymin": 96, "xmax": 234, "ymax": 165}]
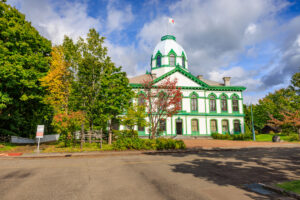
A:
[{"xmin": 36, "ymin": 125, "xmax": 44, "ymax": 138}]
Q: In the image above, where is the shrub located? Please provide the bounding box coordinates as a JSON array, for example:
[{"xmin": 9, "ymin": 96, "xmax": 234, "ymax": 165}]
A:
[
  {"xmin": 288, "ymin": 134, "xmax": 299, "ymax": 142},
  {"xmin": 112, "ymin": 137, "xmax": 186, "ymax": 150},
  {"xmin": 232, "ymin": 133, "xmax": 252, "ymax": 141},
  {"xmin": 211, "ymin": 133, "xmax": 231, "ymax": 140},
  {"xmin": 115, "ymin": 130, "xmax": 138, "ymax": 139}
]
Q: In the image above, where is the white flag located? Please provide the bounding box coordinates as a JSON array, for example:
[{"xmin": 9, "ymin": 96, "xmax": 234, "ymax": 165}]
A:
[{"xmin": 168, "ymin": 18, "xmax": 175, "ymax": 24}]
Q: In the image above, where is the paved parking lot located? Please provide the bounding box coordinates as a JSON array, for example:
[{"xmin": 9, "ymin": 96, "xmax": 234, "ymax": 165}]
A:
[{"xmin": 1, "ymin": 147, "xmax": 300, "ymax": 200}]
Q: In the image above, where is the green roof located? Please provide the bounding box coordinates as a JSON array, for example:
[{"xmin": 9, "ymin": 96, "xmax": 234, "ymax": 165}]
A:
[{"xmin": 161, "ymin": 35, "xmax": 176, "ymax": 41}]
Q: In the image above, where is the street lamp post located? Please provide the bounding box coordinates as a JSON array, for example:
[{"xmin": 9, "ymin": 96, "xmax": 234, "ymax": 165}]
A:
[{"xmin": 250, "ymin": 103, "xmax": 256, "ymax": 141}]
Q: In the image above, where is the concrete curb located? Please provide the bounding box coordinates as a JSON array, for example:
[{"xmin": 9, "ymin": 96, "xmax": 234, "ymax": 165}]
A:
[
  {"xmin": 1, "ymin": 145, "xmax": 300, "ymax": 159},
  {"xmin": 259, "ymin": 183, "xmax": 300, "ymax": 200}
]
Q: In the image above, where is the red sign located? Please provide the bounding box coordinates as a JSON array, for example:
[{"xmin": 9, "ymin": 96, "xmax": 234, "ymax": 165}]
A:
[{"xmin": 36, "ymin": 125, "xmax": 44, "ymax": 138}]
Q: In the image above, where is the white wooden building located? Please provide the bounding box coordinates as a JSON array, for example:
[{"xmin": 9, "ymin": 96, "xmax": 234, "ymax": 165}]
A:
[{"xmin": 127, "ymin": 35, "xmax": 246, "ymax": 137}]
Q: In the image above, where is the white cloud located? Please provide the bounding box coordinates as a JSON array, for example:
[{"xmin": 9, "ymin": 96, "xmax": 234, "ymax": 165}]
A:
[
  {"xmin": 208, "ymin": 67, "xmax": 262, "ymax": 91},
  {"xmin": 245, "ymin": 23, "xmax": 257, "ymax": 35},
  {"xmin": 106, "ymin": 2, "xmax": 134, "ymax": 33},
  {"xmin": 9, "ymin": 0, "xmax": 101, "ymax": 45}
]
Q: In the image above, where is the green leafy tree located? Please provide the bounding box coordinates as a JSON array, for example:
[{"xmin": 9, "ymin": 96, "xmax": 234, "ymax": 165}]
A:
[
  {"xmin": 63, "ymin": 29, "xmax": 133, "ymax": 144},
  {"xmin": 0, "ymin": 2, "xmax": 52, "ymax": 137},
  {"xmin": 245, "ymin": 72, "xmax": 300, "ymax": 133},
  {"xmin": 121, "ymin": 102, "xmax": 148, "ymax": 134}
]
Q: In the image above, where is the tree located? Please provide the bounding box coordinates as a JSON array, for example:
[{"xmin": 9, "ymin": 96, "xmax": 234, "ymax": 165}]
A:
[
  {"xmin": 143, "ymin": 77, "xmax": 182, "ymax": 139},
  {"xmin": 245, "ymin": 72, "xmax": 300, "ymax": 133},
  {"xmin": 63, "ymin": 29, "xmax": 133, "ymax": 144},
  {"xmin": 121, "ymin": 102, "xmax": 148, "ymax": 134},
  {"xmin": 268, "ymin": 111, "xmax": 300, "ymax": 139},
  {"xmin": 40, "ymin": 46, "xmax": 71, "ymax": 113},
  {"xmin": 0, "ymin": 2, "xmax": 52, "ymax": 137}
]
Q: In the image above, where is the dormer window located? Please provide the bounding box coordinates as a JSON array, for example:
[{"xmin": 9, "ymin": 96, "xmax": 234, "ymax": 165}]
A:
[
  {"xmin": 182, "ymin": 56, "xmax": 185, "ymax": 68},
  {"xmin": 157, "ymin": 55, "xmax": 161, "ymax": 67},
  {"xmin": 170, "ymin": 54, "xmax": 175, "ymax": 66}
]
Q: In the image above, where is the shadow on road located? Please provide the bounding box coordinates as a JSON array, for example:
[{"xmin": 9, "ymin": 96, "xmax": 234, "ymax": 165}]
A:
[{"xmin": 144, "ymin": 147, "xmax": 300, "ymax": 198}]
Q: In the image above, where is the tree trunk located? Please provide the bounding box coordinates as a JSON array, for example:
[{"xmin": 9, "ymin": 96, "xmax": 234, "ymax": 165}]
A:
[
  {"xmin": 89, "ymin": 121, "xmax": 92, "ymax": 143},
  {"xmin": 108, "ymin": 121, "xmax": 112, "ymax": 144},
  {"xmin": 298, "ymin": 127, "xmax": 300, "ymax": 141},
  {"xmin": 100, "ymin": 129, "xmax": 103, "ymax": 149},
  {"xmin": 151, "ymin": 127, "xmax": 156, "ymax": 139},
  {"xmin": 80, "ymin": 123, "xmax": 84, "ymax": 149}
]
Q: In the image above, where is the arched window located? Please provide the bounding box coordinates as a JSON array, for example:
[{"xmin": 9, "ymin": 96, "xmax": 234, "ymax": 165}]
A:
[
  {"xmin": 157, "ymin": 55, "xmax": 161, "ymax": 67},
  {"xmin": 221, "ymin": 95, "xmax": 228, "ymax": 112},
  {"xmin": 170, "ymin": 54, "xmax": 175, "ymax": 66},
  {"xmin": 234, "ymin": 120, "xmax": 241, "ymax": 133},
  {"xmin": 191, "ymin": 119, "xmax": 199, "ymax": 132},
  {"xmin": 232, "ymin": 95, "xmax": 239, "ymax": 112},
  {"xmin": 138, "ymin": 94, "xmax": 145, "ymax": 105},
  {"xmin": 222, "ymin": 120, "xmax": 229, "ymax": 133},
  {"xmin": 182, "ymin": 56, "xmax": 185, "ymax": 68},
  {"xmin": 191, "ymin": 94, "xmax": 198, "ymax": 111},
  {"xmin": 159, "ymin": 119, "xmax": 166, "ymax": 132},
  {"xmin": 209, "ymin": 95, "xmax": 216, "ymax": 112},
  {"xmin": 210, "ymin": 120, "xmax": 217, "ymax": 133}
]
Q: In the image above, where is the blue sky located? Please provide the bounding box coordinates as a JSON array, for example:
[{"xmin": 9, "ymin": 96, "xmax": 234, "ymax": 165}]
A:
[{"xmin": 8, "ymin": 0, "xmax": 300, "ymax": 103}]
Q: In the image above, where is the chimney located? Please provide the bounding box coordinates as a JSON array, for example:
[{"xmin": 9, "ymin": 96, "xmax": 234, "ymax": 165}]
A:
[
  {"xmin": 197, "ymin": 75, "xmax": 203, "ymax": 80},
  {"xmin": 223, "ymin": 77, "xmax": 231, "ymax": 86}
]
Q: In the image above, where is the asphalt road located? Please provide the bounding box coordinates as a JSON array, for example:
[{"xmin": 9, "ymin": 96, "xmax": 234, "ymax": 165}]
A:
[{"xmin": 1, "ymin": 147, "xmax": 300, "ymax": 200}]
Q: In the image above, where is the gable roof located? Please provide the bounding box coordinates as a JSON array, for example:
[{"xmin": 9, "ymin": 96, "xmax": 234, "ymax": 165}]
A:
[
  {"xmin": 129, "ymin": 67, "xmax": 246, "ymax": 91},
  {"xmin": 152, "ymin": 67, "xmax": 209, "ymax": 87}
]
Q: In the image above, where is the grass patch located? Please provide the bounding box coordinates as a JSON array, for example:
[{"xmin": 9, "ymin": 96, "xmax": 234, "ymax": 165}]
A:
[
  {"xmin": 256, "ymin": 134, "xmax": 273, "ymax": 142},
  {"xmin": 276, "ymin": 180, "xmax": 300, "ymax": 194},
  {"xmin": 0, "ymin": 143, "xmax": 17, "ymax": 152},
  {"xmin": 42, "ymin": 142, "xmax": 113, "ymax": 153},
  {"xmin": 256, "ymin": 134, "xmax": 299, "ymax": 142}
]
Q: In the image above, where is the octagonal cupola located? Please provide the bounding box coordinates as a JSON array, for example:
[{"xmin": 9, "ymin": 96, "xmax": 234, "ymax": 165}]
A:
[{"xmin": 151, "ymin": 35, "xmax": 188, "ymax": 75}]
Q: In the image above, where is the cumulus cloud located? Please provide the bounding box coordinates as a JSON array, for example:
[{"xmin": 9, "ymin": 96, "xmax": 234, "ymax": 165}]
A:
[
  {"xmin": 106, "ymin": 1, "xmax": 134, "ymax": 33},
  {"xmin": 208, "ymin": 67, "xmax": 262, "ymax": 91},
  {"xmin": 138, "ymin": 0, "xmax": 288, "ymax": 75},
  {"xmin": 261, "ymin": 16, "xmax": 300, "ymax": 88},
  {"xmin": 9, "ymin": 0, "xmax": 101, "ymax": 45}
]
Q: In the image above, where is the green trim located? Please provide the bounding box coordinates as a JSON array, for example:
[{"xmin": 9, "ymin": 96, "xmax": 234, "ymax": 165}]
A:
[
  {"xmin": 153, "ymin": 66, "xmax": 209, "ymax": 87},
  {"xmin": 221, "ymin": 119, "xmax": 230, "ymax": 134},
  {"xmin": 185, "ymin": 116, "xmax": 187, "ymax": 135},
  {"xmin": 233, "ymin": 119, "xmax": 242, "ymax": 134},
  {"xmin": 138, "ymin": 131, "xmax": 147, "ymax": 136},
  {"xmin": 171, "ymin": 116, "xmax": 173, "ymax": 136},
  {"xmin": 220, "ymin": 94, "xmax": 228, "ymax": 113},
  {"xmin": 190, "ymin": 93, "xmax": 198, "ymax": 112},
  {"xmin": 161, "ymin": 35, "xmax": 176, "ymax": 41},
  {"xmin": 175, "ymin": 117, "xmax": 183, "ymax": 136},
  {"xmin": 210, "ymin": 119, "xmax": 218, "ymax": 134},
  {"xmin": 191, "ymin": 118, "xmax": 200, "ymax": 136},
  {"xmin": 208, "ymin": 93, "xmax": 217, "ymax": 113},
  {"xmin": 205, "ymin": 90, "xmax": 208, "ymax": 134},
  {"xmin": 168, "ymin": 49, "xmax": 177, "ymax": 67},
  {"xmin": 158, "ymin": 119, "xmax": 167, "ymax": 136}
]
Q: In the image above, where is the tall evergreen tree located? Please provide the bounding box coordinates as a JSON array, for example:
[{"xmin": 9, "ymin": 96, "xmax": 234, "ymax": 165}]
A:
[{"xmin": 0, "ymin": 2, "xmax": 52, "ymax": 137}]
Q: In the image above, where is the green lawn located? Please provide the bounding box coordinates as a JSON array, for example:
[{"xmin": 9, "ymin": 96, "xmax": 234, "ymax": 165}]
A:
[
  {"xmin": 256, "ymin": 134, "xmax": 299, "ymax": 142},
  {"xmin": 42, "ymin": 142, "xmax": 113, "ymax": 153},
  {"xmin": 0, "ymin": 143, "xmax": 17, "ymax": 152},
  {"xmin": 276, "ymin": 180, "xmax": 300, "ymax": 194}
]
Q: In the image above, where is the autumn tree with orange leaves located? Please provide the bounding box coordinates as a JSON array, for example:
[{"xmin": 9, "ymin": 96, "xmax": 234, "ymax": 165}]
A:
[
  {"xmin": 268, "ymin": 111, "xmax": 300, "ymax": 139},
  {"xmin": 142, "ymin": 77, "xmax": 182, "ymax": 139},
  {"xmin": 40, "ymin": 46, "xmax": 85, "ymax": 146}
]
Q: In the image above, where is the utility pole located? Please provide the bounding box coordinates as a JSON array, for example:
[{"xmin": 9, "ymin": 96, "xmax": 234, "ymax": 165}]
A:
[{"xmin": 251, "ymin": 103, "xmax": 256, "ymax": 141}]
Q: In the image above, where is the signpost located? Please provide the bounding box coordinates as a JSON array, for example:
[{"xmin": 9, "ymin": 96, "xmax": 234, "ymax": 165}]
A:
[{"xmin": 36, "ymin": 125, "xmax": 44, "ymax": 153}]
